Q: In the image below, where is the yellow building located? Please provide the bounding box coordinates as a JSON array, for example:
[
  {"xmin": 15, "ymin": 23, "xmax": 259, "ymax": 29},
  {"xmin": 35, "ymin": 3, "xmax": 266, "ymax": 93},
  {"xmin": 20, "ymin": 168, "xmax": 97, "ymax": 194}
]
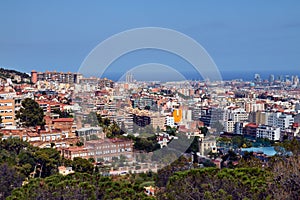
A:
[
  {"xmin": 0, "ymin": 99, "xmax": 16, "ymax": 127},
  {"xmin": 173, "ymin": 109, "xmax": 182, "ymax": 123}
]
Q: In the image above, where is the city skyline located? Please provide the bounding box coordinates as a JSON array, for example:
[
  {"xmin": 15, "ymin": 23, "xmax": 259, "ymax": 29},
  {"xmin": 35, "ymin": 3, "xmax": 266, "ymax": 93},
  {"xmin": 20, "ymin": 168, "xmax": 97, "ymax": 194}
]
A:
[
  {"xmin": 2, "ymin": 2, "xmax": 300, "ymax": 199},
  {"xmin": 1, "ymin": 1, "xmax": 300, "ymax": 79}
]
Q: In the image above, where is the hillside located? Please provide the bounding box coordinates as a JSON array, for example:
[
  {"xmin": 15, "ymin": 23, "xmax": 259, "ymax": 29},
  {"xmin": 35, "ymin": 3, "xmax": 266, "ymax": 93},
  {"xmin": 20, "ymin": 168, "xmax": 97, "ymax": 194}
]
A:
[{"xmin": 0, "ymin": 67, "xmax": 30, "ymax": 83}]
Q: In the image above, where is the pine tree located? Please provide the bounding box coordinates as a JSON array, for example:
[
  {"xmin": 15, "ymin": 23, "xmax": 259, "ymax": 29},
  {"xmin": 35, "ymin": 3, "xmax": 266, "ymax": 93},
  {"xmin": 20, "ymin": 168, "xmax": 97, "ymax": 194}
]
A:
[{"xmin": 16, "ymin": 98, "xmax": 45, "ymax": 127}]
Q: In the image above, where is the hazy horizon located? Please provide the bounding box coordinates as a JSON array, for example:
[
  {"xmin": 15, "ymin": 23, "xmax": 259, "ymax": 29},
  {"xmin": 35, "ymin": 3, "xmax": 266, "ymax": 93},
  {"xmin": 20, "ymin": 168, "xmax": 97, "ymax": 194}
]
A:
[{"xmin": 1, "ymin": 1, "xmax": 300, "ymax": 76}]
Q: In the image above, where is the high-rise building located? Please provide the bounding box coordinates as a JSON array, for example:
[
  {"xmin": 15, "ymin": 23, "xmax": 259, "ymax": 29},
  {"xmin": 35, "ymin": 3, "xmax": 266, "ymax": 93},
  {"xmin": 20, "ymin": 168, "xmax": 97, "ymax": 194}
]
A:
[
  {"xmin": 199, "ymin": 107, "xmax": 225, "ymax": 127},
  {"xmin": 277, "ymin": 75, "xmax": 284, "ymax": 82},
  {"xmin": 31, "ymin": 70, "xmax": 38, "ymax": 84},
  {"xmin": 150, "ymin": 113, "xmax": 165, "ymax": 131},
  {"xmin": 267, "ymin": 112, "xmax": 281, "ymax": 127},
  {"xmin": 293, "ymin": 75, "xmax": 299, "ymax": 86},
  {"xmin": 173, "ymin": 109, "xmax": 182, "ymax": 123},
  {"xmin": 277, "ymin": 114, "xmax": 294, "ymax": 130},
  {"xmin": 254, "ymin": 74, "xmax": 261, "ymax": 83},
  {"xmin": 165, "ymin": 116, "xmax": 175, "ymax": 127},
  {"xmin": 255, "ymin": 111, "xmax": 270, "ymax": 125},
  {"xmin": 126, "ymin": 72, "xmax": 134, "ymax": 83},
  {"xmin": 269, "ymin": 74, "xmax": 275, "ymax": 84},
  {"xmin": 227, "ymin": 107, "xmax": 248, "ymax": 123},
  {"xmin": 285, "ymin": 75, "xmax": 290, "ymax": 82},
  {"xmin": 234, "ymin": 122, "xmax": 244, "ymax": 134}
]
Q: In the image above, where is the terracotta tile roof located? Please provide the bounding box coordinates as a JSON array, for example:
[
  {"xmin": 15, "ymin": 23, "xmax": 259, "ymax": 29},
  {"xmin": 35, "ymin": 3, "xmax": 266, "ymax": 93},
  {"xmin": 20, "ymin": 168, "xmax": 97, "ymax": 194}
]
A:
[{"xmin": 52, "ymin": 118, "xmax": 74, "ymax": 122}]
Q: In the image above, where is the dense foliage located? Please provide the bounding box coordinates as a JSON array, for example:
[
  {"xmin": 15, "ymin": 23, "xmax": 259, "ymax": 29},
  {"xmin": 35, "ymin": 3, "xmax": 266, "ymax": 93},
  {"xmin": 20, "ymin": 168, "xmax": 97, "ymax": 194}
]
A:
[
  {"xmin": 157, "ymin": 154, "xmax": 300, "ymax": 200},
  {"xmin": 7, "ymin": 173, "xmax": 154, "ymax": 200},
  {"xmin": 0, "ymin": 138, "xmax": 60, "ymax": 199},
  {"xmin": 0, "ymin": 138, "xmax": 156, "ymax": 199},
  {"xmin": 0, "ymin": 67, "xmax": 30, "ymax": 80},
  {"xmin": 133, "ymin": 135, "xmax": 160, "ymax": 152},
  {"xmin": 16, "ymin": 98, "xmax": 45, "ymax": 127},
  {"xmin": 2, "ymin": 131, "xmax": 300, "ymax": 199},
  {"xmin": 158, "ymin": 167, "xmax": 271, "ymax": 199}
]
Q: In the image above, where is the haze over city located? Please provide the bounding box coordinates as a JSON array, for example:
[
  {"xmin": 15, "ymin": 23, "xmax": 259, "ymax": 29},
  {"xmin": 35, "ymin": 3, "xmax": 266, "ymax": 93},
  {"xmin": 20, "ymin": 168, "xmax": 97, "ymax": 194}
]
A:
[{"xmin": 2, "ymin": 2, "xmax": 300, "ymax": 199}]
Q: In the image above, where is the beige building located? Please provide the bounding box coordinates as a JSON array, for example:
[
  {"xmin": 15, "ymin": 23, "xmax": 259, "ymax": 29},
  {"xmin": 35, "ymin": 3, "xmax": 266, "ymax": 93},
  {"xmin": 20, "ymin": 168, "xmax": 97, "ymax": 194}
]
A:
[
  {"xmin": 199, "ymin": 135, "xmax": 217, "ymax": 156},
  {"xmin": 150, "ymin": 113, "xmax": 165, "ymax": 131},
  {"xmin": 0, "ymin": 99, "xmax": 16, "ymax": 127},
  {"xmin": 255, "ymin": 111, "xmax": 270, "ymax": 125}
]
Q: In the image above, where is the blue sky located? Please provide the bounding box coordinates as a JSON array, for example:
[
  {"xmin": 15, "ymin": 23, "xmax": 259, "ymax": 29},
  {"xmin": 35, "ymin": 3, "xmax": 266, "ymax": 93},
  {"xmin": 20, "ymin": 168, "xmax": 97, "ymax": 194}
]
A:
[{"xmin": 1, "ymin": 1, "xmax": 300, "ymax": 80}]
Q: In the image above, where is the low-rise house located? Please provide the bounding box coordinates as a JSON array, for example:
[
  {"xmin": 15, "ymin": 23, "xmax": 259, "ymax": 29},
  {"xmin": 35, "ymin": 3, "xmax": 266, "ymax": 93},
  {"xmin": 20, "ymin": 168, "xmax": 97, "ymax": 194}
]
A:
[{"xmin": 58, "ymin": 166, "xmax": 74, "ymax": 176}]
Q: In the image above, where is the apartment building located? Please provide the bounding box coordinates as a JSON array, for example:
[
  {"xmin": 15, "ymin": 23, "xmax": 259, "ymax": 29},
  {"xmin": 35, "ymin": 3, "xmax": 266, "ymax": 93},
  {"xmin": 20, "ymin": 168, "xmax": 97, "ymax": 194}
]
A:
[
  {"xmin": 277, "ymin": 114, "xmax": 294, "ymax": 130},
  {"xmin": 243, "ymin": 123, "xmax": 258, "ymax": 137},
  {"xmin": 36, "ymin": 100, "xmax": 62, "ymax": 113},
  {"xmin": 165, "ymin": 116, "xmax": 175, "ymax": 127},
  {"xmin": 256, "ymin": 125, "xmax": 280, "ymax": 141},
  {"xmin": 254, "ymin": 111, "xmax": 270, "ymax": 125},
  {"xmin": 267, "ymin": 112, "xmax": 281, "ymax": 127},
  {"xmin": 61, "ymin": 138, "xmax": 133, "ymax": 162},
  {"xmin": 34, "ymin": 71, "xmax": 81, "ymax": 84},
  {"xmin": 224, "ymin": 120, "xmax": 235, "ymax": 133},
  {"xmin": 228, "ymin": 107, "xmax": 248, "ymax": 122},
  {"xmin": 0, "ymin": 99, "xmax": 16, "ymax": 127},
  {"xmin": 150, "ymin": 113, "xmax": 165, "ymax": 131},
  {"xmin": 245, "ymin": 101, "xmax": 265, "ymax": 112}
]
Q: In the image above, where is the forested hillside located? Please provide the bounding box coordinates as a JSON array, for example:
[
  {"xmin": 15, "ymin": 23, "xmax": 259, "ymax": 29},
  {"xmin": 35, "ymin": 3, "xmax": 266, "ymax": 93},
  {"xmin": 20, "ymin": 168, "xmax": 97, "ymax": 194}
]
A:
[{"xmin": 1, "ymin": 138, "xmax": 300, "ymax": 199}]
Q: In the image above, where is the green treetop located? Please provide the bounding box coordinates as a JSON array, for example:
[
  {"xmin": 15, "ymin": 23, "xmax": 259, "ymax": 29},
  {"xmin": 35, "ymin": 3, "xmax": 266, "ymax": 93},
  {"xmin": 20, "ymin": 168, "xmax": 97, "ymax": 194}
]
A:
[{"xmin": 16, "ymin": 98, "xmax": 45, "ymax": 127}]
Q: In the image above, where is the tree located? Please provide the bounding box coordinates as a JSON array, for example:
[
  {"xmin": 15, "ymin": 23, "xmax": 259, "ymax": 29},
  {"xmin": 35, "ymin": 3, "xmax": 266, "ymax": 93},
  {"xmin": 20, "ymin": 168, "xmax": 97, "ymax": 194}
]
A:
[
  {"xmin": 7, "ymin": 173, "xmax": 153, "ymax": 200},
  {"xmin": 186, "ymin": 136, "xmax": 199, "ymax": 153},
  {"xmin": 0, "ymin": 163, "xmax": 24, "ymax": 199},
  {"xmin": 72, "ymin": 157, "xmax": 94, "ymax": 174},
  {"xmin": 199, "ymin": 126, "xmax": 208, "ymax": 136},
  {"xmin": 157, "ymin": 167, "xmax": 271, "ymax": 199},
  {"xmin": 76, "ymin": 141, "xmax": 84, "ymax": 146},
  {"xmin": 16, "ymin": 98, "xmax": 45, "ymax": 127},
  {"xmin": 88, "ymin": 157, "xmax": 95, "ymax": 163},
  {"xmin": 166, "ymin": 126, "xmax": 177, "ymax": 136},
  {"xmin": 34, "ymin": 148, "xmax": 60, "ymax": 177}
]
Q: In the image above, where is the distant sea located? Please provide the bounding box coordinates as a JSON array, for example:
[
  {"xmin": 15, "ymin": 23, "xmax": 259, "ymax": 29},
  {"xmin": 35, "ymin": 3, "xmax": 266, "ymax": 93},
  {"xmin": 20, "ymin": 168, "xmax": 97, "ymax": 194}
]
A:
[
  {"xmin": 220, "ymin": 70, "xmax": 300, "ymax": 81},
  {"xmin": 100, "ymin": 70, "xmax": 300, "ymax": 82}
]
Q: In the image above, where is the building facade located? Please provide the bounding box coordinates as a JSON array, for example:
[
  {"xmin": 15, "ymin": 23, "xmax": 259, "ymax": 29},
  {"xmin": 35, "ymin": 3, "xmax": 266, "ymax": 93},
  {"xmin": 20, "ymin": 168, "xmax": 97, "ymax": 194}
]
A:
[
  {"xmin": 35, "ymin": 71, "xmax": 81, "ymax": 84},
  {"xmin": 61, "ymin": 138, "xmax": 133, "ymax": 162},
  {"xmin": 256, "ymin": 125, "xmax": 280, "ymax": 141},
  {"xmin": 0, "ymin": 99, "xmax": 16, "ymax": 127}
]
